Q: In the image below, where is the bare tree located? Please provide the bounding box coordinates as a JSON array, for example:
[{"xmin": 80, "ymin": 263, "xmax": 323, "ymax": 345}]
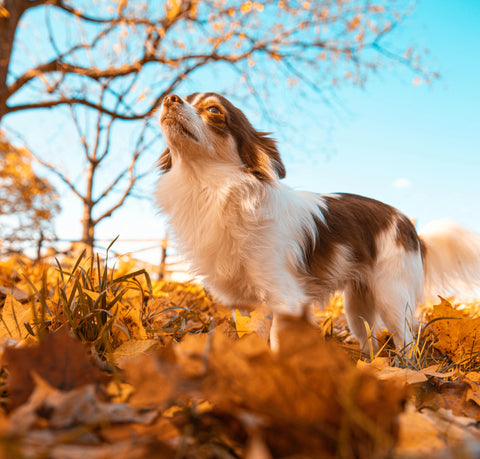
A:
[
  {"xmin": 29, "ymin": 81, "xmax": 157, "ymax": 254},
  {"xmin": 0, "ymin": 0, "xmax": 437, "ymax": 252}
]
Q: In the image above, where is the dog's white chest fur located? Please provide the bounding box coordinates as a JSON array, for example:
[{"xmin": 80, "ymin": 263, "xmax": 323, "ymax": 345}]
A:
[{"xmin": 156, "ymin": 161, "xmax": 320, "ymax": 314}]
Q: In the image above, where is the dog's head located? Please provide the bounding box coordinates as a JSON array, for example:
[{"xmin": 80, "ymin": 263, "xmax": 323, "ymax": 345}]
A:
[{"xmin": 159, "ymin": 92, "xmax": 286, "ymax": 182}]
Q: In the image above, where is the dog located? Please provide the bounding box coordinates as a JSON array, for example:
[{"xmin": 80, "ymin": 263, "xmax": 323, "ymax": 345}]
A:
[{"xmin": 156, "ymin": 92, "xmax": 480, "ymax": 351}]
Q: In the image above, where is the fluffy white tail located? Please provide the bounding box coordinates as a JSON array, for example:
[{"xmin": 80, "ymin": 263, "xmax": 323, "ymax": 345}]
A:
[{"xmin": 420, "ymin": 220, "xmax": 480, "ymax": 301}]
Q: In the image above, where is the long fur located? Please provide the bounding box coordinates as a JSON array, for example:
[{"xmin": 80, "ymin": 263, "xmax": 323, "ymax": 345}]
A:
[
  {"xmin": 420, "ymin": 220, "xmax": 480, "ymax": 300},
  {"xmin": 156, "ymin": 92, "xmax": 480, "ymax": 350}
]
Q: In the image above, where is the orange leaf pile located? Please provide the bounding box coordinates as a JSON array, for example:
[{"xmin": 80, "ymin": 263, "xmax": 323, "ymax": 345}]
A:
[{"xmin": 123, "ymin": 318, "xmax": 406, "ymax": 458}]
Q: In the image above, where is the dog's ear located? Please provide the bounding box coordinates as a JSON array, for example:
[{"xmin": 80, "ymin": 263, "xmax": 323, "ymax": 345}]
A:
[
  {"xmin": 238, "ymin": 132, "xmax": 286, "ymax": 182},
  {"xmin": 218, "ymin": 95, "xmax": 286, "ymax": 182},
  {"xmin": 158, "ymin": 147, "xmax": 172, "ymax": 172}
]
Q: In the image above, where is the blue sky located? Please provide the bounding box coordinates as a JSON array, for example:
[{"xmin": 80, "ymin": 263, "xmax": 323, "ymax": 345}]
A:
[{"xmin": 5, "ymin": 0, "xmax": 480, "ymax": 263}]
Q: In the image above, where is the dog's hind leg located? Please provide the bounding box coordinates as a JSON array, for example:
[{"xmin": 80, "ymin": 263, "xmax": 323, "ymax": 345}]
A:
[{"xmin": 344, "ymin": 281, "xmax": 378, "ymax": 354}]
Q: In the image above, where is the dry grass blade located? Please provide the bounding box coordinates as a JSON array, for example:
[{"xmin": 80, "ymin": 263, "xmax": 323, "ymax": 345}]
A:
[{"xmin": 21, "ymin": 244, "xmax": 152, "ymax": 358}]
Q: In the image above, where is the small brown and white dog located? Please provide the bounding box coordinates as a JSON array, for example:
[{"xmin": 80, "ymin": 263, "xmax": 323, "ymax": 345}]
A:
[{"xmin": 156, "ymin": 92, "xmax": 480, "ymax": 350}]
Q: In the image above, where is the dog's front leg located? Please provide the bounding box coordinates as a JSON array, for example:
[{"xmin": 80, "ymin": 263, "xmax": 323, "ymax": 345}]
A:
[
  {"xmin": 270, "ymin": 304, "xmax": 316, "ymax": 352},
  {"xmin": 269, "ymin": 313, "xmax": 281, "ymax": 352}
]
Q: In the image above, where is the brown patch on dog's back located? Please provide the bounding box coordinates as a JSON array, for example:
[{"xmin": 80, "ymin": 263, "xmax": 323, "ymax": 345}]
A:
[
  {"xmin": 395, "ymin": 214, "xmax": 420, "ymax": 252},
  {"xmin": 302, "ymin": 194, "xmax": 421, "ymax": 289}
]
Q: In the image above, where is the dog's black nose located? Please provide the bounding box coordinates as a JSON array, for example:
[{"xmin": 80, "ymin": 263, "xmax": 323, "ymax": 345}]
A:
[{"xmin": 163, "ymin": 94, "xmax": 182, "ymax": 107}]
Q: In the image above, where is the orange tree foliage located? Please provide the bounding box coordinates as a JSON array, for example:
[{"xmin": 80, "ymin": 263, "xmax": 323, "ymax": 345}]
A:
[{"xmin": 0, "ymin": 136, "xmax": 60, "ymax": 255}]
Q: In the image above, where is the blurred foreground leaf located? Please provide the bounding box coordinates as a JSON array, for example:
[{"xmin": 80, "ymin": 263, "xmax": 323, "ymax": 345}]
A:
[{"xmin": 2, "ymin": 326, "xmax": 103, "ymax": 410}]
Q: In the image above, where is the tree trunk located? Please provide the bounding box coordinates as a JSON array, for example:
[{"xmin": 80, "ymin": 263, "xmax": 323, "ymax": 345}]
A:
[
  {"xmin": 81, "ymin": 206, "xmax": 95, "ymax": 258},
  {"xmin": 0, "ymin": 0, "xmax": 27, "ymax": 120},
  {"xmin": 158, "ymin": 238, "xmax": 168, "ymax": 280},
  {"xmin": 35, "ymin": 230, "xmax": 45, "ymax": 263},
  {"xmin": 81, "ymin": 162, "xmax": 96, "ymax": 257}
]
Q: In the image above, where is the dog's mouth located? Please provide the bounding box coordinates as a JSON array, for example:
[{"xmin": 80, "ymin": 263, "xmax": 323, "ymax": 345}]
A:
[{"xmin": 161, "ymin": 115, "xmax": 198, "ymax": 142}]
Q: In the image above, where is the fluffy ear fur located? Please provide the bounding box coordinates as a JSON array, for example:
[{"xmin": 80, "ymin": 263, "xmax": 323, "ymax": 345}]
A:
[
  {"xmin": 221, "ymin": 96, "xmax": 285, "ymax": 182},
  {"xmin": 237, "ymin": 131, "xmax": 286, "ymax": 182},
  {"xmin": 158, "ymin": 148, "xmax": 172, "ymax": 172}
]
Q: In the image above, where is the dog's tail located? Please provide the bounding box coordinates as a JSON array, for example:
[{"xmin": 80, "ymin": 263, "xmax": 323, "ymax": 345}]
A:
[{"xmin": 419, "ymin": 220, "xmax": 480, "ymax": 301}]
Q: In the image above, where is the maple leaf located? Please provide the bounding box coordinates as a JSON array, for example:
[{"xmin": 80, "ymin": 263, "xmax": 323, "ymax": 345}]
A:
[
  {"xmin": 3, "ymin": 326, "xmax": 103, "ymax": 409},
  {"xmin": 428, "ymin": 298, "xmax": 480, "ymax": 363}
]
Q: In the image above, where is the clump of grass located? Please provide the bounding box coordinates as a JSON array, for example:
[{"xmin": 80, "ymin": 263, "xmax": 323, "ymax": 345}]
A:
[
  {"xmin": 24, "ymin": 240, "xmax": 153, "ymax": 358},
  {"xmin": 358, "ymin": 316, "xmax": 452, "ymax": 373}
]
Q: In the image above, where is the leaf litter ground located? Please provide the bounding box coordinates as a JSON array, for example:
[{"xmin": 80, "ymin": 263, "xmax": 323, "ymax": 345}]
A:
[{"xmin": 0, "ymin": 255, "xmax": 480, "ymax": 458}]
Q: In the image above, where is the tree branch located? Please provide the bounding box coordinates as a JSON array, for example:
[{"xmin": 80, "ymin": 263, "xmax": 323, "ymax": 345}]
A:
[
  {"xmin": 30, "ymin": 153, "xmax": 85, "ymax": 202},
  {"xmin": 93, "ymin": 171, "xmax": 137, "ymax": 226},
  {"xmin": 6, "ymin": 56, "xmax": 208, "ymax": 119},
  {"xmin": 46, "ymin": 0, "xmax": 119, "ymax": 23}
]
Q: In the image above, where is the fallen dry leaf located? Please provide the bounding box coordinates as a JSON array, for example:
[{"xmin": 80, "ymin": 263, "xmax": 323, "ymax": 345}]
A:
[
  {"xmin": 358, "ymin": 357, "xmax": 428, "ymax": 385},
  {"xmin": 112, "ymin": 338, "xmax": 159, "ymax": 369},
  {"xmin": 464, "ymin": 372, "xmax": 480, "ymax": 407},
  {"xmin": 234, "ymin": 307, "xmax": 273, "ymax": 340},
  {"xmin": 123, "ymin": 346, "xmax": 179, "ymax": 409},
  {"xmin": 429, "ymin": 298, "xmax": 480, "ymax": 362},
  {"xmin": 8, "ymin": 373, "xmax": 157, "ymax": 434},
  {"xmin": 203, "ymin": 318, "xmax": 406, "ymax": 458},
  {"xmin": 2, "ymin": 326, "xmax": 103, "ymax": 409},
  {"xmin": 411, "ymin": 377, "xmax": 480, "ymax": 422},
  {"xmin": 0, "ymin": 286, "xmax": 29, "ymax": 302},
  {"xmin": 395, "ymin": 402, "xmax": 480, "ymax": 457},
  {"xmin": 420, "ymin": 365, "xmax": 457, "ymax": 379},
  {"xmin": 119, "ymin": 319, "xmax": 406, "ymax": 458},
  {"xmin": 0, "ymin": 292, "xmax": 32, "ymax": 342}
]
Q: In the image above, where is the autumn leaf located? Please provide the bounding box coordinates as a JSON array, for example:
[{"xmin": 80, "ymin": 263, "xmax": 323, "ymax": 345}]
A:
[
  {"xmin": 234, "ymin": 307, "xmax": 272, "ymax": 340},
  {"xmin": 3, "ymin": 326, "xmax": 103, "ymax": 409},
  {"xmin": 429, "ymin": 298, "xmax": 480, "ymax": 362},
  {"xmin": 165, "ymin": 0, "xmax": 182, "ymax": 20},
  {"xmin": 202, "ymin": 319, "xmax": 405, "ymax": 458},
  {"xmin": 0, "ymin": 293, "xmax": 32, "ymax": 342},
  {"xmin": 83, "ymin": 289, "xmax": 100, "ymax": 302},
  {"xmin": 8, "ymin": 373, "xmax": 156, "ymax": 434},
  {"xmin": 428, "ymin": 298, "xmax": 463, "ymax": 353},
  {"xmin": 464, "ymin": 372, "xmax": 480, "ymax": 407},
  {"xmin": 121, "ymin": 303, "xmax": 148, "ymax": 340},
  {"xmin": 395, "ymin": 403, "xmax": 479, "ymax": 457},
  {"xmin": 347, "ymin": 15, "xmax": 361, "ymax": 31},
  {"xmin": 123, "ymin": 347, "xmax": 179, "ymax": 409},
  {"xmin": 240, "ymin": 1, "xmax": 252, "ymax": 13},
  {"xmin": 112, "ymin": 338, "xmax": 159, "ymax": 369},
  {"xmin": 119, "ymin": 319, "xmax": 405, "ymax": 458},
  {"xmin": 358, "ymin": 357, "xmax": 428, "ymax": 385}
]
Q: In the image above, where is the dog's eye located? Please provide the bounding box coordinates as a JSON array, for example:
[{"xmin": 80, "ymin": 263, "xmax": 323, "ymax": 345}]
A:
[{"xmin": 207, "ymin": 106, "xmax": 220, "ymax": 114}]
